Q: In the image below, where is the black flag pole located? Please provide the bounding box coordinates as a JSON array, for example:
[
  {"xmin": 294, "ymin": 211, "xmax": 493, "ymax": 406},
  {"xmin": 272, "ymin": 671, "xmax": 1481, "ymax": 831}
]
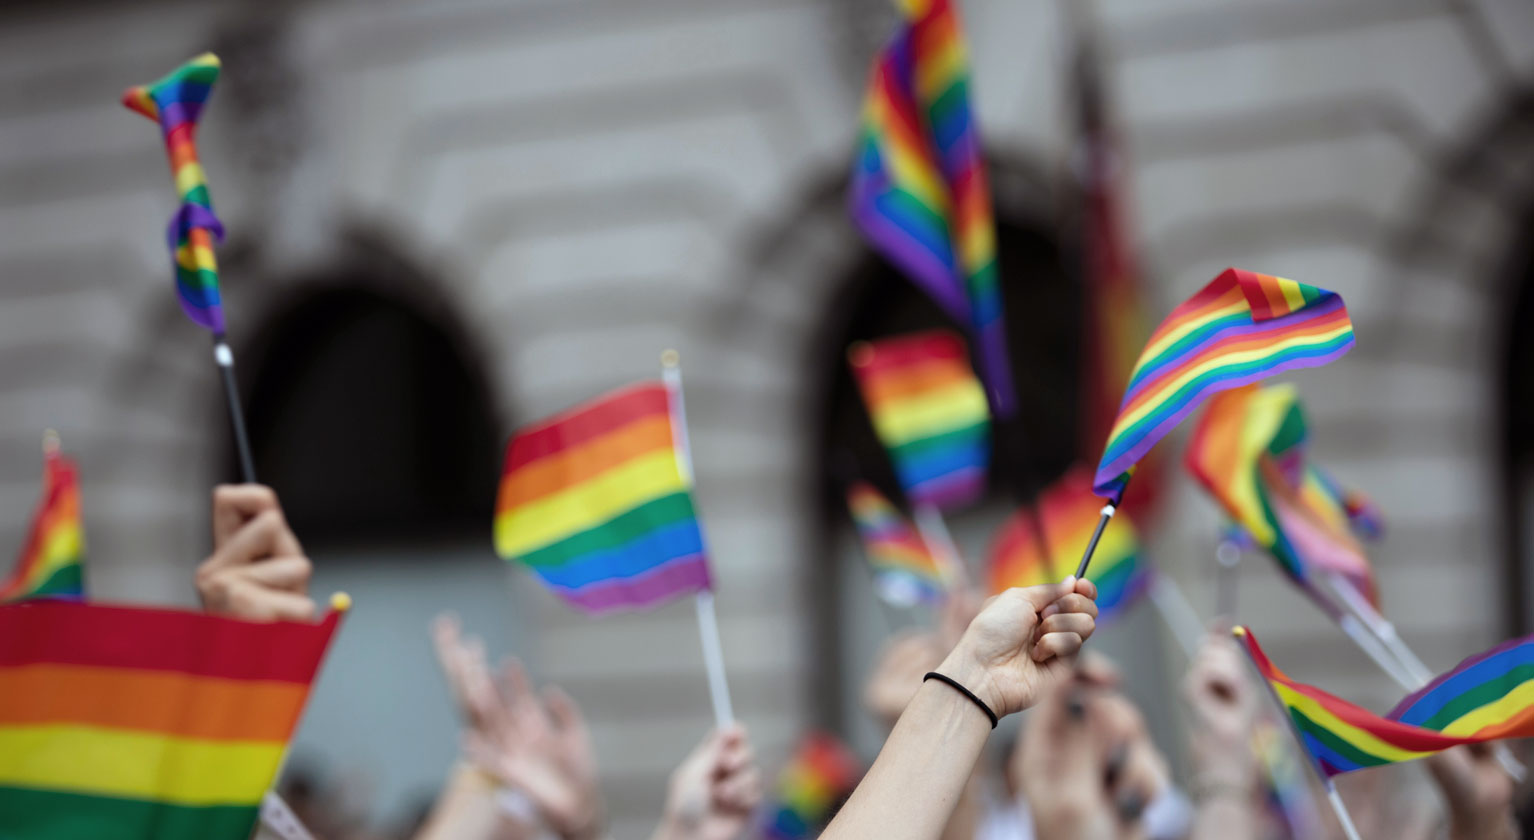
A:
[{"xmin": 213, "ymin": 334, "xmax": 257, "ymax": 484}]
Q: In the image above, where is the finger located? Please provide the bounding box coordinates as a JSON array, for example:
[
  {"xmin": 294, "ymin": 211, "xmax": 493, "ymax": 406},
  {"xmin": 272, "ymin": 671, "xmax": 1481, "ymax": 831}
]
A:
[
  {"xmin": 1074, "ymin": 576, "xmax": 1098, "ymax": 601},
  {"xmin": 542, "ymin": 685, "xmax": 586, "ymax": 736},
  {"xmin": 1038, "ymin": 612, "xmax": 1094, "ymax": 638},
  {"xmin": 1032, "ymin": 631, "xmax": 1084, "ymax": 662},
  {"xmin": 1051, "ymin": 592, "xmax": 1099, "ymax": 619},
  {"xmin": 211, "ymin": 484, "xmax": 281, "ymax": 549},
  {"xmin": 206, "ymin": 509, "xmax": 298, "ymax": 572},
  {"xmin": 239, "ymin": 555, "xmax": 312, "ymax": 592},
  {"xmin": 1015, "ymin": 580, "xmax": 1076, "ymax": 613},
  {"xmin": 224, "ymin": 583, "xmax": 316, "ymax": 622}
]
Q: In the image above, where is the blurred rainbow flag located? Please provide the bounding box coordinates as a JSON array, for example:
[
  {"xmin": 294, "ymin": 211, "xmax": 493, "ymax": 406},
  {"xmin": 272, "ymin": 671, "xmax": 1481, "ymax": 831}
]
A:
[
  {"xmin": 760, "ymin": 732, "xmax": 862, "ymax": 839},
  {"xmin": 848, "ymin": 330, "xmax": 990, "ymax": 510},
  {"xmin": 494, "ymin": 382, "xmax": 712, "ymax": 613},
  {"xmin": 0, "ymin": 598, "xmax": 344, "ymax": 838},
  {"xmin": 1093, "ymin": 268, "xmax": 1355, "ymax": 503},
  {"xmin": 848, "ymin": 0, "xmax": 1015, "ymax": 415},
  {"xmin": 0, "ymin": 446, "xmax": 83, "ymax": 603},
  {"xmin": 988, "ymin": 467, "xmax": 1149, "ymax": 619},
  {"xmin": 123, "ymin": 53, "xmax": 227, "ymax": 334},
  {"xmin": 1237, "ymin": 626, "xmax": 1534, "ymax": 777},
  {"xmin": 1186, "ymin": 384, "xmax": 1381, "ymax": 604},
  {"xmin": 846, "ymin": 482, "xmax": 945, "ymax": 607}
]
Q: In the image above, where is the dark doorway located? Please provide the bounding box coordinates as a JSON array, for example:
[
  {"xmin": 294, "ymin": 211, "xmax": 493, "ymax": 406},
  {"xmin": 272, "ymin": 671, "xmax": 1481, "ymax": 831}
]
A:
[
  {"xmin": 240, "ymin": 284, "xmax": 500, "ymax": 548},
  {"xmin": 1497, "ymin": 201, "xmax": 1534, "ymax": 638}
]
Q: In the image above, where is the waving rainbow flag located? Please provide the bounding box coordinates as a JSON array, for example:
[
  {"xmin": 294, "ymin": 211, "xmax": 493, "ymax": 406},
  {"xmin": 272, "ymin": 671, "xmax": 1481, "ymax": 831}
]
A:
[
  {"xmin": 1236, "ymin": 626, "xmax": 1534, "ymax": 777},
  {"xmin": 848, "ymin": 330, "xmax": 990, "ymax": 509},
  {"xmin": 1186, "ymin": 384, "xmax": 1380, "ymax": 604},
  {"xmin": 1093, "ymin": 268, "xmax": 1355, "ymax": 502},
  {"xmin": 760, "ymin": 732, "xmax": 862, "ymax": 839},
  {"xmin": 849, "ymin": 0, "xmax": 1015, "ymax": 415},
  {"xmin": 0, "ymin": 448, "xmax": 84, "ymax": 603},
  {"xmin": 0, "ymin": 598, "xmax": 344, "ymax": 838},
  {"xmin": 123, "ymin": 53, "xmax": 227, "ymax": 333},
  {"xmin": 495, "ymin": 382, "xmax": 712, "ymax": 613},
  {"xmin": 988, "ymin": 467, "xmax": 1148, "ymax": 619},
  {"xmin": 846, "ymin": 482, "xmax": 945, "ymax": 607}
]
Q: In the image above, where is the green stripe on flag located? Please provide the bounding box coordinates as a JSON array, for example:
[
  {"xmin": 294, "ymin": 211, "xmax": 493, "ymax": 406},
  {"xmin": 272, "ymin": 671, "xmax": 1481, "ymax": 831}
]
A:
[
  {"xmin": 516, "ymin": 492, "xmax": 697, "ymax": 569},
  {"xmin": 0, "ymin": 786, "xmax": 259, "ymax": 840}
]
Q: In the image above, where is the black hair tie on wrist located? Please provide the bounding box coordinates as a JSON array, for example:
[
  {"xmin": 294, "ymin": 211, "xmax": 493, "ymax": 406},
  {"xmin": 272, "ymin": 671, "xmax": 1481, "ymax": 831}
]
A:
[{"xmin": 923, "ymin": 671, "xmax": 998, "ymax": 729}]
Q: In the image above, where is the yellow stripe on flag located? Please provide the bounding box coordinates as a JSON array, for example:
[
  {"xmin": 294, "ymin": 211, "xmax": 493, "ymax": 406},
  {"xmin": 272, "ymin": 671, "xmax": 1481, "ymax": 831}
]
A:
[
  {"xmin": 494, "ymin": 450, "xmax": 687, "ymax": 558},
  {"xmin": 1271, "ymin": 683, "xmax": 1429, "ymax": 764},
  {"xmin": 871, "ymin": 380, "xmax": 988, "ymax": 445},
  {"xmin": 0, "ymin": 724, "xmax": 284, "ymax": 806},
  {"xmin": 1438, "ymin": 679, "xmax": 1534, "ymax": 737}
]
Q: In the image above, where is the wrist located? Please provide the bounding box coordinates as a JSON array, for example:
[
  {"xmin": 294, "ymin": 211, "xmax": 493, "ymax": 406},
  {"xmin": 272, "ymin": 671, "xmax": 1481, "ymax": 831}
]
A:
[{"xmin": 935, "ymin": 644, "xmax": 1001, "ymax": 717}]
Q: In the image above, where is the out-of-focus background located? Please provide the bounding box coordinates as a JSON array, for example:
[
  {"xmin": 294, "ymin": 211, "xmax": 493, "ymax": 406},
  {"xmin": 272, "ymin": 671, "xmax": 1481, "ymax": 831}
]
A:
[{"xmin": 2, "ymin": 0, "xmax": 1533, "ymax": 835}]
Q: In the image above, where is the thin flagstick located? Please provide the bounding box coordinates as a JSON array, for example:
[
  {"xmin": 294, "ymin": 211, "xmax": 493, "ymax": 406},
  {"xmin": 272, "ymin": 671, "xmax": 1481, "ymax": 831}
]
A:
[
  {"xmin": 1325, "ymin": 783, "xmax": 1364, "ymax": 840},
  {"xmin": 1147, "ymin": 572, "xmax": 1204, "ymax": 659},
  {"xmin": 694, "ymin": 591, "xmax": 735, "ymax": 726},
  {"xmin": 260, "ymin": 791, "xmax": 315, "ymax": 840},
  {"xmin": 661, "ymin": 350, "xmax": 735, "ymax": 728},
  {"xmin": 912, "ymin": 504, "xmax": 968, "ymax": 589},
  {"xmin": 1324, "ymin": 573, "xmax": 1527, "ymax": 782},
  {"xmin": 1073, "ymin": 502, "xmax": 1116, "ymax": 579},
  {"xmin": 213, "ymin": 336, "xmax": 257, "ymax": 483},
  {"xmin": 1233, "ymin": 627, "xmax": 1364, "ymax": 840}
]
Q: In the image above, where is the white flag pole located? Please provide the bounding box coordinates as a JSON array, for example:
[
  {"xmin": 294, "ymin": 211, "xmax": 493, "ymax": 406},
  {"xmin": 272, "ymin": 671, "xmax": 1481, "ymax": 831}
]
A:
[{"xmin": 661, "ymin": 350, "xmax": 735, "ymax": 727}]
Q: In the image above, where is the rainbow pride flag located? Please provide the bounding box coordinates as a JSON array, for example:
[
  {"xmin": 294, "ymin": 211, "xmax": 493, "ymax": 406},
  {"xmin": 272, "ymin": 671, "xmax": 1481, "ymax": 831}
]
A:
[
  {"xmin": 1093, "ymin": 268, "xmax": 1355, "ymax": 502},
  {"xmin": 0, "ymin": 598, "xmax": 344, "ymax": 838},
  {"xmin": 1236, "ymin": 626, "xmax": 1534, "ymax": 777},
  {"xmin": 846, "ymin": 482, "xmax": 945, "ymax": 607},
  {"xmin": 123, "ymin": 53, "xmax": 227, "ymax": 333},
  {"xmin": 0, "ymin": 450, "xmax": 84, "ymax": 603},
  {"xmin": 848, "ymin": 330, "xmax": 990, "ymax": 509},
  {"xmin": 494, "ymin": 382, "xmax": 712, "ymax": 613},
  {"xmin": 760, "ymin": 732, "xmax": 862, "ymax": 839},
  {"xmin": 1186, "ymin": 384, "xmax": 1379, "ymax": 603},
  {"xmin": 848, "ymin": 0, "xmax": 1015, "ymax": 415},
  {"xmin": 988, "ymin": 467, "xmax": 1149, "ymax": 619}
]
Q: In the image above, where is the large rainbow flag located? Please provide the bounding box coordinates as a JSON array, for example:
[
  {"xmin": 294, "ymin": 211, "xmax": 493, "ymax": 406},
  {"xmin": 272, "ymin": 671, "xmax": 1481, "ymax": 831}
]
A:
[
  {"xmin": 988, "ymin": 467, "xmax": 1149, "ymax": 619},
  {"xmin": 1236, "ymin": 626, "xmax": 1534, "ymax": 778},
  {"xmin": 848, "ymin": 330, "xmax": 990, "ymax": 509},
  {"xmin": 848, "ymin": 0, "xmax": 1015, "ymax": 415},
  {"xmin": 123, "ymin": 53, "xmax": 227, "ymax": 333},
  {"xmin": 846, "ymin": 482, "xmax": 945, "ymax": 607},
  {"xmin": 0, "ymin": 598, "xmax": 344, "ymax": 838},
  {"xmin": 1093, "ymin": 268, "xmax": 1355, "ymax": 502},
  {"xmin": 0, "ymin": 449, "xmax": 84, "ymax": 603},
  {"xmin": 760, "ymin": 732, "xmax": 862, "ymax": 839},
  {"xmin": 494, "ymin": 382, "xmax": 712, "ymax": 613},
  {"xmin": 1186, "ymin": 384, "xmax": 1380, "ymax": 604}
]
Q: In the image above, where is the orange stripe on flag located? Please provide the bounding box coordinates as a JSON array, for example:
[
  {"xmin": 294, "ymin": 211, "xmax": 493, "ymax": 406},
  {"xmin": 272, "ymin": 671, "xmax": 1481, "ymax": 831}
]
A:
[
  {"xmin": 0, "ymin": 664, "xmax": 308, "ymax": 742},
  {"xmin": 496, "ymin": 414, "xmax": 675, "ymax": 510}
]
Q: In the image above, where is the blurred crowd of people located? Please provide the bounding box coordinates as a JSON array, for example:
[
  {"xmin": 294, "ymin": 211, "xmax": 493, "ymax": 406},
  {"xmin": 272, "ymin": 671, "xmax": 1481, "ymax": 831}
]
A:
[{"xmin": 197, "ymin": 485, "xmax": 1528, "ymax": 840}]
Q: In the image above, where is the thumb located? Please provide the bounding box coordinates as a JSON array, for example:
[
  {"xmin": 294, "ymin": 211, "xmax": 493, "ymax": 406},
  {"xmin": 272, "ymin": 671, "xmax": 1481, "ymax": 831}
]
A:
[{"xmin": 1016, "ymin": 578, "xmax": 1076, "ymax": 612}]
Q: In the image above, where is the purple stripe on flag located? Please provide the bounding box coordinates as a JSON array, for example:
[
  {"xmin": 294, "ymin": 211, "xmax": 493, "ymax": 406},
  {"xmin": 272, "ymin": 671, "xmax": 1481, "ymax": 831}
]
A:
[{"xmin": 549, "ymin": 554, "xmax": 713, "ymax": 614}]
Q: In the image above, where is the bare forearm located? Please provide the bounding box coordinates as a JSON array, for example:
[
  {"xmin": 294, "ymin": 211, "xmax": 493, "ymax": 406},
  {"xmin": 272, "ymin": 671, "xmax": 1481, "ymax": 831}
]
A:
[
  {"xmin": 414, "ymin": 765, "xmax": 504, "ymax": 840},
  {"xmin": 822, "ymin": 681, "xmax": 991, "ymax": 840}
]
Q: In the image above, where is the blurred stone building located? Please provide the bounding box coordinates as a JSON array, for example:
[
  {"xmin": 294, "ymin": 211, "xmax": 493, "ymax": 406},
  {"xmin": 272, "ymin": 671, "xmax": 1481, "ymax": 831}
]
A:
[{"xmin": 1, "ymin": 0, "xmax": 1532, "ymax": 833}]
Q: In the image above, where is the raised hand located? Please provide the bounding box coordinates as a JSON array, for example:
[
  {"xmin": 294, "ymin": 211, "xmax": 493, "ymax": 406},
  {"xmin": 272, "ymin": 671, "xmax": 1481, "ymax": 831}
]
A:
[
  {"xmin": 1425, "ymin": 744, "xmax": 1519, "ymax": 840},
  {"xmin": 431, "ymin": 615, "xmax": 604, "ymax": 840},
  {"xmin": 935, "ymin": 578, "xmax": 1099, "ymax": 717},
  {"xmin": 652, "ymin": 726, "xmax": 762, "ymax": 840},
  {"xmin": 1183, "ymin": 634, "xmax": 1258, "ymax": 786},
  {"xmin": 195, "ymin": 484, "xmax": 315, "ymax": 621}
]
